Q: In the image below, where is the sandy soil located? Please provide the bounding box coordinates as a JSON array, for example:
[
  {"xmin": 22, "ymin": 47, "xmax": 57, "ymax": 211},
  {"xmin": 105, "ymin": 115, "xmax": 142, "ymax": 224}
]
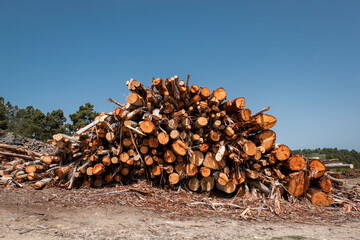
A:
[{"xmin": 1, "ymin": 184, "xmax": 359, "ymax": 240}]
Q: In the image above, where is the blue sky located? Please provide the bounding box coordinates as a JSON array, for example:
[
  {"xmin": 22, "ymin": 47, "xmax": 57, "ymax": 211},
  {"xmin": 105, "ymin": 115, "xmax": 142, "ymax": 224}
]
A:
[{"xmin": 1, "ymin": 1, "xmax": 359, "ymax": 150}]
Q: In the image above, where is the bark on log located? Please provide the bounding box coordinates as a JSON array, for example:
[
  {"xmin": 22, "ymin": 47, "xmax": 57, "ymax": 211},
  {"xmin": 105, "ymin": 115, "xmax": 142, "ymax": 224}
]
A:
[
  {"xmin": 34, "ymin": 178, "xmax": 52, "ymax": 189},
  {"xmin": 324, "ymin": 163, "xmax": 354, "ymax": 169}
]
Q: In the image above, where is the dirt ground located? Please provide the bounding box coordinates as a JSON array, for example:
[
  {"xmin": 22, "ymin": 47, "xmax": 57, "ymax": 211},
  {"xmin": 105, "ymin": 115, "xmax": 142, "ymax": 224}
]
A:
[{"xmin": 1, "ymin": 182, "xmax": 359, "ymax": 240}]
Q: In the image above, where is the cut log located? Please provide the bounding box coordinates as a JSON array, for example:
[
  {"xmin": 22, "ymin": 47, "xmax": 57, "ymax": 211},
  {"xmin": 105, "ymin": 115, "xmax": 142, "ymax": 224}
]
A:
[
  {"xmin": 157, "ymin": 132, "xmax": 169, "ymax": 145},
  {"xmin": 200, "ymin": 177, "xmax": 214, "ymax": 192},
  {"xmin": 171, "ymin": 139, "xmax": 187, "ymax": 156},
  {"xmin": 253, "ymin": 130, "xmax": 276, "ymax": 152},
  {"xmin": 169, "ymin": 173, "xmax": 180, "ymax": 185},
  {"xmin": 42, "ymin": 156, "xmax": 53, "ymax": 165},
  {"xmin": 139, "ymin": 145, "xmax": 149, "ymax": 154},
  {"xmin": 25, "ymin": 165, "xmax": 44, "ymax": 174},
  {"xmin": 238, "ymin": 109, "xmax": 251, "ymax": 122},
  {"xmin": 309, "ymin": 159, "xmax": 326, "ymax": 179},
  {"xmin": 200, "ymin": 167, "xmax": 211, "ymax": 177},
  {"xmin": 213, "ymin": 171, "xmax": 229, "ymax": 186},
  {"xmin": 34, "ymin": 178, "xmax": 52, "ymax": 189},
  {"xmin": 210, "ymin": 88, "xmax": 227, "ymax": 102},
  {"xmin": 27, "ymin": 172, "xmax": 45, "ymax": 181},
  {"xmin": 53, "ymin": 156, "xmax": 61, "ymax": 163},
  {"xmin": 203, "ymin": 152, "xmax": 225, "ymax": 170},
  {"xmin": 225, "ymin": 126, "xmax": 235, "ymax": 137},
  {"xmin": 164, "ymin": 150, "xmax": 176, "ymax": 163},
  {"xmin": 111, "ymin": 157, "xmax": 119, "ymax": 164},
  {"xmin": 55, "ymin": 167, "xmax": 70, "ymax": 178},
  {"xmin": 119, "ymin": 152, "xmax": 130, "ymax": 163},
  {"xmin": 188, "ymin": 177, "xmax": 200, "ymax": 191},
  {"xmin": 317, "ymin": 176, "xmax": 332, "ymax": 193},
  {"xmin": 231, "ymin": 170, "xmax": 246, "ymax": 185},
  {"xmin": 144, "ymin": 155, "xmax": 154, "ymax": 165},
  {"xmin": 152, "ymin": 165, "xmax": 162, "ymax": 176},
  {"xmin": 149, "ymin": 137, "xmax": 159, "ymax": 148},
  {"xmin": 190, "ymin": 84, "xmax": 200, "ymax": 95},
  {"xmin": 242, "ymin": 141, "xmax": 257, "ymax": 156},
  {"xmin": 102, "ymin": 156, "xmax": 111, "ymax": 166},
  {"xmin": 139, "ymin": 121, "xmax": 155, "ymax": 134},
  {"xmin": 106, "ymin": 132, "xmax": 115, "ymax": 142},
  {"xmin": 86, "ymin": 167, "xmax": 93, "ymax": 176},
  {"xmin": 121, "ymin": 167, "xmax": 130, "ymax": 176},
  {"xmin": 194, "ymin": 117, "xmax": 208, "ymax": 129},
  {"xmin": 93, "ymin": 177, "xmax": 103, "ymax": 187},
  {"xmin": 286, "ymin": 155, "xmax": 306, "ymax": 171},
  {"xmin": 255, "ymin": 113, "xmax": 277, "ymax": 130},
  {"xmin": 287, "ymin": 171, "xmax": 310, "ymax": 197},
  {"xmin": 152, "ymin": 78, "xmax": 167, "ymax": 95},
  {"xmin": 93, "ymin": 163, "xmax": 106, "ymax": 176},
  {"xmin": 215, "ymin": 141, "xmax": 226, "ymax": 161},
  {"xmin": 275, "ymin": 145, "xmax": 291, "ymax": 161},
  {"xmin": 216, "ymin": 181, "xmax": 236, "ymax": 194},
  {"xmin": 199, "ymin": 87, "xmax": 211, "ymax": 100},
  {"xmin": 170, "ymin": 130, "xmax": 179, "ymax": 140},
  {"xmin": 174, "ymin": 163, "xmax": 186, "ymax": 175},
  {"xmin": 324, "ymin": 163, "xmax": 354, "ymax": 170},
  {"xmin": 189, "ymin": 150, "xmax": 204, "ymax": 167},
  {"xmin": 307, "ymin": 188, "xmax": 333, "ymax": 206},
  {"xmin": 209, "ymin": 130, "xmax": 221, "ymax": 142},
  {"xmin": 186, "ymin": 163, "xmax": 198, "ymax": 177},
  {"xmin": 223, "ymin": 97, "xmax": 245, "ymax": 112},
  {"xmin": 127, "ymin": 93, "xmax": 145, "ymax": 107}
]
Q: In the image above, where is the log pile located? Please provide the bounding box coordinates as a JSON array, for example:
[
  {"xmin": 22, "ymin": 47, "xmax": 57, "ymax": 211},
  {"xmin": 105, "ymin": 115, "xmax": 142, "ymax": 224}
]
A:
[
  {"xmin": 0, "ymin": 76, "xmax": 355, "ymax": 207},
  {"xmin": 0, "ymin": 143, "xmax": 53, "ymax": 189}
]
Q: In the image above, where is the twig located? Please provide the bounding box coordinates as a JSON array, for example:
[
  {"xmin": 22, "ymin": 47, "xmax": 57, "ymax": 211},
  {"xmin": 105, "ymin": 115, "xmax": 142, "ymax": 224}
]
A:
[
  {"xmin": 108, "ymin": 98, "xmax": 124, "ymax": 107},
  {"xmin": 252, "ymin": 106, "xmax": 271, "ymax": 118},
  {"xmin": 91, "ymin": 189, "xmax": 130, "ymax": 196}
]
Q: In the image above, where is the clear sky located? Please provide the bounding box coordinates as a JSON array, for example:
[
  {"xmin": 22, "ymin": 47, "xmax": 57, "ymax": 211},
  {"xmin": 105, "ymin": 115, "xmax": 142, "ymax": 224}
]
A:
[{"xmin": 1, "ymin": 1, "xmax": 359, "ymax": 150}]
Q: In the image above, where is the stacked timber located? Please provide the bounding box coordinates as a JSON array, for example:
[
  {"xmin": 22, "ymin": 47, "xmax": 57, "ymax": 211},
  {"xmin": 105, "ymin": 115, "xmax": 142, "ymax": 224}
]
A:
[
  {"xmin": 0, "ymin": 76, "xmax": 354, "ymax": 207},
  {"xmin": 0, "ymin": 143, "xmax": 54, "ymax": 189}
]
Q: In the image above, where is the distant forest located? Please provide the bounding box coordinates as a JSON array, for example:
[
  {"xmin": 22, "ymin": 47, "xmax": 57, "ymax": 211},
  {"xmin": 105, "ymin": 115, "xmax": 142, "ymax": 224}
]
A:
[
  {"xmin": 292, "ymin": 148, "xmax": 360, "ymax": 169},
  {"xmin": 1, "ymin": 96, "xmax": 359, "ymax": 168},
  {"xmin": 0, "ymin": 97, "xmax": 98, "ymax": 141}
]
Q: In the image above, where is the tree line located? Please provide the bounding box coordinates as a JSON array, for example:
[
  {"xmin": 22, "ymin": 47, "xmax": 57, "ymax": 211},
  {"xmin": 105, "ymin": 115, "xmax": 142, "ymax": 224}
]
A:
[
  {"xmin": 0, "ymin": 97, "xmax": 99, "ymax": 141},
  {"xmin": 293, "ymin": 148, "xmax": 360, "ymax": 168}
]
